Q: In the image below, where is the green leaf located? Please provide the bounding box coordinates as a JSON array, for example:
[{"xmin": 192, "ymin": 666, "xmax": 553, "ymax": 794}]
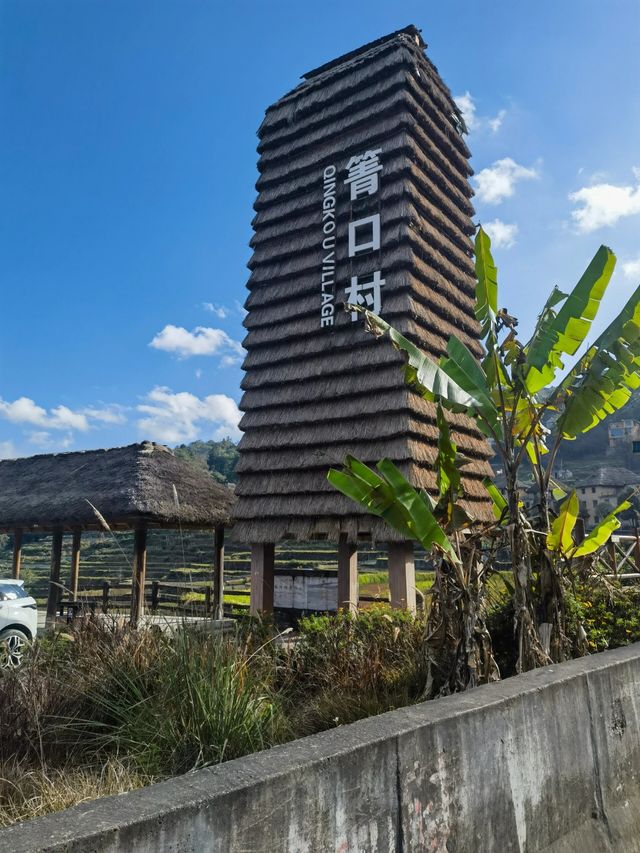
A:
[
  {"xmin": 525, "ymin": 246, "xmax": 616, "ymax": 393},
  {"xmin": 328, "ymin": 457, "xmax": 459, "ymax": 562},
  {"xmin": 556, "ymin": 285, "xmax": 640, "ymax": 438},
  {"xmin": 435, "ymin": 403, "xmax": 460, "ymax": 500},
  {"xmin": 362, "ymin": 312, "xmax": 503, "ymax": 441},
  {"xmin": 549, "ymin": 477, "xmax": 567, "ymax": 500},
  {"xmin": 547, "ymin": 491, "xmax": 579, "ymax": 554},
  {"xmin": 482, "ymin": 476, "xmax": 508, "ymax": 522},
  {"xmin": 571, "ymin": 499, "xmax": 631, "ymax": 557},
  {"xmin": 328, "ymin": 465, "xmax": 414, "ymax": 540},
  {"xmin": 475, "ymin": 226, "xmax": 498, "ymax": 341}
]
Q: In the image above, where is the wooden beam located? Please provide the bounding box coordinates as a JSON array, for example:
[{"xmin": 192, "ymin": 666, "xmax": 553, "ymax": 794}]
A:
[
  {"xmin": 130, "ymin": 526, "xmax": 147, "ymax": 627},
  {"xmin": 388, "ymin": 541, "xmax": 416, "ymax": 613},
  {"xmin": 45, "ymin": 529, "xmax": 64, "ymax": 628},
  {"xmin": 337, "ymin": 537, "xmax": 358, "ymax": 612},
  {"xmin": 250, "ymin": 543, "xmax": 275, "ymax": 615},
  {"xmin": 213, "ymin": 524, "xmax": 225, "ymax": 621},
  {"xmin": 12, "ymin": 528, "xmax": 23, "ymax": 579},
  {"xmin": 69, "ymin": 528, "xmax": 81, "ymax": 601}
]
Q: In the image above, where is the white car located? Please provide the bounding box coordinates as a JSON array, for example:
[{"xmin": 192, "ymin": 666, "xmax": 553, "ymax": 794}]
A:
[{"xmin": 0, "ymin": 579, "xmax": 37, "ymax": 668}]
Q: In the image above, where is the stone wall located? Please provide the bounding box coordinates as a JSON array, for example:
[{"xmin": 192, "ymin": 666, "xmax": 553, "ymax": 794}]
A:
[{"xmin": 3, "ymin": 643, "xmax": 640, "ymax": 852}]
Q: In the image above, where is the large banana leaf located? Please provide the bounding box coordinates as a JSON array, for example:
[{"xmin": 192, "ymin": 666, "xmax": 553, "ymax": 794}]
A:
[
  {"xmin": 556, "ymin": 285, "xmax": 640, "ymax": 438},
  {"xmin": 327, "ymin": 456, "xmax": 460, "ymax": 563},
  {"xmin": 328, "ymin": 458, "xmax": 413, "ymax": 538},
  {"xmin": 362, "ymin": 312, "xmax": 503, "ymax": 441},
  {"xmin": 571, "ymin": 498, "xmax": 631, "ymax": 558},
  {"xmin": 475, "ymin": 226, "xmax": 498, "ymax": 341},
  {"xmin": 524, "ymin": 246, "xmax": 616, "ymax": 393},
  {"xmin": 546, "ymin": 491, "xmax": 579, "ymax": 554}
]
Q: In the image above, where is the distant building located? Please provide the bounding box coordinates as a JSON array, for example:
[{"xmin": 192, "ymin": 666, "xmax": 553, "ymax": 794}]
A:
[
  {"xmin": 608, "ymin": 419, "xmax": 640, "ymax": 449},
  {"xmin": 576, "ymin": 467, "xmax": 640, "ymax": 525}
]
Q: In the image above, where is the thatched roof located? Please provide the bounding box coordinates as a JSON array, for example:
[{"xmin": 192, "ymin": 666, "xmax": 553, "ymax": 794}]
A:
[
  {"xmin": 233, "ymin": 25, "xmax": 493, "ymax": 542},
  {"xmin": 0, "ymin": 442, "xmax": 235, "ymax": 532}
]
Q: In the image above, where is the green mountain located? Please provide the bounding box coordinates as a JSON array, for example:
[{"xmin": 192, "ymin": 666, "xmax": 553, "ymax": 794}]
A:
[{"xmin": 173, "ymin": 438, "xmax": 239, "ymax": 484}]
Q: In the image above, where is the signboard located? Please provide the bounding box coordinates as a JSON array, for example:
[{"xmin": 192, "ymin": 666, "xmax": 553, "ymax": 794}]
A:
[{"xmin": 320, "ymin": 148, "xmax": 385, "ymax": 327}]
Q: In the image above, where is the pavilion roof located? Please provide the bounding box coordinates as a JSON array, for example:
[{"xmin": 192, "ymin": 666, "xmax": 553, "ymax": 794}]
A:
[{"xmin": 0, "ymin": 442, "xmax": 235, "ymax": 532}]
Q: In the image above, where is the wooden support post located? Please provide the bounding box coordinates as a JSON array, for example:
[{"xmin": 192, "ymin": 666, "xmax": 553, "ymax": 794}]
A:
[
  {"xmin": 45, "ymin": 528, "xmax": 64, "ymax": 628},
  {"xmin": 337, "ymin": 537, "xmax": 358, "ymax": 612},
  {"xmin": 213, "ymin": 524, "xmax": 225, "ymax": 621},
  {"xmin": 102, "ymin": 581, "xmax": 110, "ymax": 614},
  {"xmin": 69, "ymin": 528, "xmax": 81, "ymax": 601},
  {"xmin": 151, "ymin": 580, "xmax": 159, "ymax": 612},
  {"xmin": 608, "ymin": 539, "xmax": 618, "ymax": 579},
  {"xmin": 250, "ymin": 543, "xmax": 275, "ymax": 615},
  {"xmin": 130, "ymin": 527, "xmax": 147, "ymax": 627},
  {"xmin": 12, "ymin": 528, "xmax": 23, "ymax": 579},
  {"xmin": 388, "ymin": 541, "xmax": 416, "ymax": 613}
]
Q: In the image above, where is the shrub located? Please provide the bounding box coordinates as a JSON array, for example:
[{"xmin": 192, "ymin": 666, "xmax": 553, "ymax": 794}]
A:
[
  {"xmin": 281, "ymin": 606, "xmax": 427, "ymax": 732},
  {"xmin": 486, "ymin": 579, "xmax": 640, "ymax": 678}
]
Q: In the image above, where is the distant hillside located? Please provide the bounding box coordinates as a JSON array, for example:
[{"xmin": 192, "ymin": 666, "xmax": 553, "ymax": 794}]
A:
[
  {"xmin": 490, "ymin": 388, "xmax": 640, "ymax": 484},
  {"xmin": 174, "ymin": 438, "xmax": 239, "ymax": 484},
  {"xmin": 549, "ymin": 388, "xmax": 640, "ymax": 480}
]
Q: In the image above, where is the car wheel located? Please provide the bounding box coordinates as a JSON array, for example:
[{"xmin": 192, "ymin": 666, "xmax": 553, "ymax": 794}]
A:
[{"xmin": 0, "ymin": 628, "xmax": 31, "ymax": 669}]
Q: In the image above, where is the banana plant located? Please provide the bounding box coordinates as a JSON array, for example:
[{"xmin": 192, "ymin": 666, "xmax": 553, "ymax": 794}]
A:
[
  {"xmin": 547, "ymin": 491, "xmax": 632, "ymax": 560},
  {"xmin": 352, "ymin": 228, "xmax": 640, "ymax": 672},
  {"xmin": 329, "ymin": 403, "xmax": 500, "ymax": 696}
]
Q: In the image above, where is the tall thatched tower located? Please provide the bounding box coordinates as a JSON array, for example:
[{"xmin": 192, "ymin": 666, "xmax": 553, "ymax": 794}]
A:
[{"xmin": 233, "ymin": 26, "xmax": 493, "ymax": 612}]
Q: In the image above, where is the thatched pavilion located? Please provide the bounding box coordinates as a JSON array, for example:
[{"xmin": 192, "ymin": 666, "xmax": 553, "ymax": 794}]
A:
[
  {"xmin": 0, "ymin": 442, "xmax": 235, "ymax": 626},
  {"xmin": 234, "ymin": 25, "xmax": 493, "ymax": 614}
]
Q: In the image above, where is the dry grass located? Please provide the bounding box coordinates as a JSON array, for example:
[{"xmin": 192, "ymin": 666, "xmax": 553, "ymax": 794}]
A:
[
  {"xmin": 0, "ymin": 610, "xmax": 427, "ymax": 828},
  {"xmin": 0, "ymin": 758, "xmax": 150, "ymax": 828}
]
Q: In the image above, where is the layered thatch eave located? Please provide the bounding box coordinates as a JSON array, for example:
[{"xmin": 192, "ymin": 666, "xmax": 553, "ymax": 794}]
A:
[
  {"xmin": 0, "ymin": 442, "xmax": 235, "ymax": 533},
  {"xmin": 257, "ymin": 74, "xmax": 473, "ymax": 188},
  {"xmin": 262, "ymin": 26, "xmax": 469, "ymax": 159},
  {"xmin": 255, "ymin": 119, "xmax": 474, "ymax": 211}
]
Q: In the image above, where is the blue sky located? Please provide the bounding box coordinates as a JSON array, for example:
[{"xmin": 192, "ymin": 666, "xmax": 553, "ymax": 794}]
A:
[{"xmin": 1, "ymin": 0, "xmax": 639, "ymax": 458}]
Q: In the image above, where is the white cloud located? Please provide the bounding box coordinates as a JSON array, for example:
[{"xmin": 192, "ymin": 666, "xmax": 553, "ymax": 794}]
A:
[
  {"xmin": 219, "ymin": 354, "xmax": 242, "ymax": 368},
  {"xmin": 28, "ymin": 431, "xmax": 52, "ymax": 446},
  {"xmin": 149, "ymin": 324, "xmax": 244, "ymax": 361},
  {"xmin": 28, "ymin": 431, "xmax": 74, "ymax": 451},
  {"xmin": 473, "ymin": 158, "xmax": 539, "ymax": 205},
  {"xmin": 482, "ymin": 219, "xmax": 519, "ymax": 249},
  {"xmin": 454, "ymin": 91, "xmax": 506, "ymax": 134},
  {"xmin": 49, "ymin": 406, "xmax": 89, "ymax": 431},
  {"xmin": 81, "ymin": 405, "xmax": 127, "ymax": 425},
  {"xmin": 454, "ymin": 91, "xmax": 477, "ymax": 130},
  {"xmin": 0, "ymin": 397, "xmax": 126, "ymax": 441},
  {"xmin": 0, "ymin": 397, "xmax": 89, "ymax": 431},
  {"xmin": 136, "ymin": 387, "xmax": 241, "ymax": 444},
  {"xmin": 203, "ymin": 302, "xmax": 229, "ymax": 319},
  {"xmin": 622, "ymin": 256, "xmax": 640, "ymax": 280},
  {"xmin": 0, "ymin": 441, "xmax": 18, "ymax": 460},
  {"xmin": 569, "ymin": 170, "xmax": 640, "ymax": 233},
  {"xmin": 488, "ymin": 110, "xmax": 506, "ymax": 133}
]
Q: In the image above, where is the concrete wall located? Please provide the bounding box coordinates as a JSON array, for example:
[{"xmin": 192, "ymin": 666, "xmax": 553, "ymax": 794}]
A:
[{"xmin": 3, "ymin": 643, "xmax": 640, "ymax": 852}]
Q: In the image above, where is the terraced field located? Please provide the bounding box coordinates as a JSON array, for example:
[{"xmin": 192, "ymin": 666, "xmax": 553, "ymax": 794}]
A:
[{"xmin": 0, "ymin": 530, "xmax": 438, "ymax": 609}]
